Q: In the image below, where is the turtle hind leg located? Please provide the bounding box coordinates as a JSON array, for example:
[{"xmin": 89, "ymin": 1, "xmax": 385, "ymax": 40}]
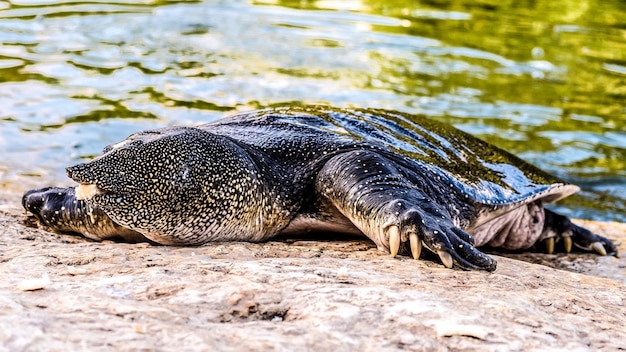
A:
[
  {"xmin": 315, "ymin": 150, "xmax": 497, "ymax": 271},
  {"xmin": 22, "ymin": 186, "xmax": 148, "ymax": 243},
  {"xmin": 540, "ymin": 209, "xmax": 618, "ymax": 256}
]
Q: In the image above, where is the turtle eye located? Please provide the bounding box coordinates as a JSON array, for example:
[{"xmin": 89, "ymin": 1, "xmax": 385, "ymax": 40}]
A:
[
  {"xmin": 116, "ymin": 148, "xmax": 134, "ymax": 159},
  {"xmin": 102, "ymin": 139, "xmax": 144, "ymax": 154}
]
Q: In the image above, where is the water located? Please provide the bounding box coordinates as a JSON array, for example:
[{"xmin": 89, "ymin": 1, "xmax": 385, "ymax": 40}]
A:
[{"xmin": 0, "ymin": 0, "xmax": 624, "ymax": 222}]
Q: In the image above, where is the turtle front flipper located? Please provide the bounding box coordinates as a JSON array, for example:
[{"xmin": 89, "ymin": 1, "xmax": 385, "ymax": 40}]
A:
[
  {"xmin": 316, "ymin": 150, "xmax": 497, "ymax": 271},
  {"xmin": 22, "ymin": 186, "xmax": 148, "ymax": 243},
  {"xmin": 540, "ymin": 209, "xmax": 618, "ymax": 256}
]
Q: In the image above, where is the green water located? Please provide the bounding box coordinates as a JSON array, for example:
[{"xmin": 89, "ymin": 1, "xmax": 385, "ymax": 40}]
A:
[{"xmin": 0, "ymin": 0, "xmax": 624, "ymax": 221}]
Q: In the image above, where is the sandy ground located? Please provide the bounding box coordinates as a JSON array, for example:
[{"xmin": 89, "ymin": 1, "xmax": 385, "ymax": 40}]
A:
[{"xmin": 1, "ymin": 187, "xmax": 625, "ymax": 351}]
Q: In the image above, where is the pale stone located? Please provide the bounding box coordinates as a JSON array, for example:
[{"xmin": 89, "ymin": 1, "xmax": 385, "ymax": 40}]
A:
[{"xmin": 1, "ymin": 189, "xmax": 625, "ymax": 351}]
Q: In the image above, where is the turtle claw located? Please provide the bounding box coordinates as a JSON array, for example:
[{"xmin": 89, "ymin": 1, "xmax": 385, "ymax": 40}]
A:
[
  {"xmin": 378, "ymin": 204, "xmax": 495, "ymax": 270},
  {"xmin": 591, "ymin": 242, "xmax": 607, "ymax": 256},
  {"xmin": 543, "ymin": 209, "xmax": 617, "ymax": 256},
  {"xmin": 386, "ymin": 225, "xmax": 423, "ymax": 260},
  {"xmin": 409, "ymin": 232, "xmax": 422, "ymax": 260},
  {"xmin": 563, "ymin": 235, "xmax": 573, "ymax": 253},
  {"xmin": 388, "ymin": 225, "xmax": 401, "ymax": 257},
  {"xmin": 438, "ymin": 250, "xmax": 453, "ymax": 268},
  {"xmin": 544, "ymin": 237, "xmax": 555, "ymax": 254}
]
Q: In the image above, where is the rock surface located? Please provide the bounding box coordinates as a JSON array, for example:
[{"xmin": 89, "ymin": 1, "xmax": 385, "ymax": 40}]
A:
[{"xmin": 0, "ymin": 188, "xmax": 624, "ymax": 351}]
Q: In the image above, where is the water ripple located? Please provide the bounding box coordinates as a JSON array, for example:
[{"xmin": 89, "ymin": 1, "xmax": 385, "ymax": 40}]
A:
[{"xmin": 0, "ymin": 0, "xmax": 624, "ymax": 221}]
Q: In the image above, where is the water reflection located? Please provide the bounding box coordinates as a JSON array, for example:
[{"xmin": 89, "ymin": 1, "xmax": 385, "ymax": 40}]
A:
[{"xmin": 0, "ymin": 0, "xmax": 624, "ymax": 221}]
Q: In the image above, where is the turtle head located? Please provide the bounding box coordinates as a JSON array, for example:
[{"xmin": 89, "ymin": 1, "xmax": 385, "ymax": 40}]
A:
[
  {"xmin": 67, "ymin": 126, "xmax": 195, "ymax": 203},
  {"xmin": 65, "ymin": 126, "xmax": 253, "ymax": 241}
]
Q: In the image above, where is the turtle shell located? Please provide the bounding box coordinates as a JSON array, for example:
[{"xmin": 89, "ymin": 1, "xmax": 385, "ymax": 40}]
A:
[{"xmin": 230, "ymin": 106, "xmax": 579, "ymax": 227}]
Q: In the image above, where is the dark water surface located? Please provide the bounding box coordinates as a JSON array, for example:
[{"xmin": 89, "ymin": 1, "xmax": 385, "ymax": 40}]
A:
[{"xmin": 0, "ymin": 0, "xmax": 624, "ymax": 221}]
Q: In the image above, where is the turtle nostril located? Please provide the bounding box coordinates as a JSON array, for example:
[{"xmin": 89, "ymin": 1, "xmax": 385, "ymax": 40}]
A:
[
  {"xmin": 66, "ymin": 166, "xmax": 77, "ymax": 178},
  {"xmin": 66, "ymin": 163, "xmax": 88, "ymax": 180}
]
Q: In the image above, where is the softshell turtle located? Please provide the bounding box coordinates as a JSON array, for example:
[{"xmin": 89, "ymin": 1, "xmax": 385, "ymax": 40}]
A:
[{"xmin": 22, "ymin": 106, "xmax": 617, "ymax": 271}]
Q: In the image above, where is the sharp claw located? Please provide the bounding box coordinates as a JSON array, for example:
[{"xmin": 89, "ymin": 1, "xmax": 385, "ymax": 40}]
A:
[
  {"xmin": 563, "ymin": 236, "xmax": 573, "ymax": 253},
  {"xmin": 389, "ymin": 225, "xmax": 401, "ymax": 257},
  {"xmin": 437, "ymin": 250, "xmax": 453, "ymax": 269},
  {"xmin": 409, "ymin": 232, "xmax": 421, "ymax": 260},
  {"xmin": 544, "ymin": 237, "xmax": 555, "ymax": 254},
  {"xmin": 591, "ymin": 242, "xmax": 607, "ymax": 256}
]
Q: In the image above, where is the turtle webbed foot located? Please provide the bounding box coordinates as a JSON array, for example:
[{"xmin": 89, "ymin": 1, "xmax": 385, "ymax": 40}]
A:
[
  {"xmin": 381, "ymin": 202, "xmax": 498, "ymax": 272},
  {"xmin": 316, "ymin": 150, "xmax": 498, "ymax": 271},
  {"xmin": 540, "ymin": 209, "xmax": 618, "ymax": 257},
  {"xmin": 22, "ymin": 187, "xmax": 72, "ymax": 227},
  {"xmin": 22, "ymin": 186, "xmax": 147, "ymax": 243}
]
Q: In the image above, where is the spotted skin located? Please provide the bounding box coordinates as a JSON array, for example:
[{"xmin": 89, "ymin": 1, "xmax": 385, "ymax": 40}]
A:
[{"xmin": 22, "ymin": 106, "xmax": 618, "ymax": 271}]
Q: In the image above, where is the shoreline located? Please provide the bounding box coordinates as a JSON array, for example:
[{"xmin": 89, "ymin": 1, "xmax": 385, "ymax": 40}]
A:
[
  {"xmin": 2, "ymin": 187, "xmax": 623, "ymax": 281},
  {"xmin": 1, "ymin": 188, "xmax": 625, "ymax": 350}
]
